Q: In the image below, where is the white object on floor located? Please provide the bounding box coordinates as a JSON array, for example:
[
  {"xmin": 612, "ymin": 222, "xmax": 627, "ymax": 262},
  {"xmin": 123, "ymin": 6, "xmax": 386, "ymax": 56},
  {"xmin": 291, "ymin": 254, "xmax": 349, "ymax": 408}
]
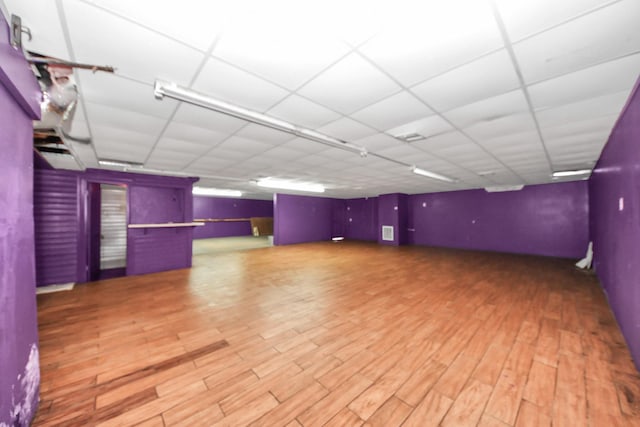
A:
[
  {"xmin": 575, "ymin": 241, "xmax": 593, "ymax": 270},
  {"xmin": 36, "ymin": 283, "xmax": 75, "ymax": 295}
]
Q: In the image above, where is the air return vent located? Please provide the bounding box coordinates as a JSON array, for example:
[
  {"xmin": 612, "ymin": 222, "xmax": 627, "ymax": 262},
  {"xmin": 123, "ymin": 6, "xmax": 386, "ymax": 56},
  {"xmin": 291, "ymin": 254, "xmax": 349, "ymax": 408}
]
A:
[{"xmin": 382, "ymin": 225, "xmax": 394, "ymax": 241}]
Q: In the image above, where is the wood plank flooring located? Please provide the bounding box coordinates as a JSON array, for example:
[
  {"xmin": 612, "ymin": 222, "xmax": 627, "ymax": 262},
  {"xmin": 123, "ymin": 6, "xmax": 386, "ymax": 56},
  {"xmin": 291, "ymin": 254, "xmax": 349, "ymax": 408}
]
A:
[{"xmin": 33, "ymin": 242, "xmax": 640, "ymax": 426}]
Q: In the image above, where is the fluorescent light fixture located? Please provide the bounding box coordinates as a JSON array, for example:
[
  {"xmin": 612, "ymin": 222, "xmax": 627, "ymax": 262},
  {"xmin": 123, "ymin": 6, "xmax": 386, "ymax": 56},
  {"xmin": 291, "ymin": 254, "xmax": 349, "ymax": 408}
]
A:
[
  {"xmin": 98, "ymin": 159, "xmax": 143, "ymax": 168},
  {"xmin": 192, "ymin": 187, "xmax": 242, "ymax": 197},
  {"xmin": 256, "ymin": 177, "xmax": 325, "ymax": 193},
  {"xmin": 411, "ymin": 166, "xmax": 457, "ymax": 183},
  {"xmin": 484, "ymin": 185, "xmax": 524, "ymax": 193},
  {"xmin": 552, "ymin": 169, "xmax": 592, "ymax": 178},
  {"xmin": 154, "ymin": 80, "xmax": 367, "ymax": 157}
]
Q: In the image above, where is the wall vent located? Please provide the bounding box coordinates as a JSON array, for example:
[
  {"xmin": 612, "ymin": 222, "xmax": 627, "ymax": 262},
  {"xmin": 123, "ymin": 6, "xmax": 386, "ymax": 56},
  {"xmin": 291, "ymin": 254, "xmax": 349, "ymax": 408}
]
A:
[{"xmin": 382, "ymin": 225, "xmax": 394, "ymax": 241}]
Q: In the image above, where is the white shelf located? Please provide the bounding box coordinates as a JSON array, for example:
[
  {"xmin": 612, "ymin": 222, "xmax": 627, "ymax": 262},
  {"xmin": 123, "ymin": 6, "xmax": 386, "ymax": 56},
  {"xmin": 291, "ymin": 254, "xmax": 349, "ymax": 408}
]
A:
[{"xmin": 128, "ymin": 222, "xmax": 204, "ymax": 229}]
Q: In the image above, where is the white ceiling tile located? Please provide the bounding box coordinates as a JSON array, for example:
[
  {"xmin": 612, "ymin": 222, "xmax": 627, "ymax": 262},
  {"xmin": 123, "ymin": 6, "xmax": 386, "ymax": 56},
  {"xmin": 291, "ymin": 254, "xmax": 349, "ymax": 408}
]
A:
[
  {"xmin": 4, "ymin": 0, "xmax": 69, "ymax": 58},
  {"xmin": 464, "ymin": 113, "xmax": 537, "ymax": 141},
  {"xmin": 185, "ymin": 156, "xmax": 238, "ymax": 171},
  {"xmin": 267, "ymin": 95, "xmax": 341, "ymax": 129},
  {"xmin": 235, "ymin": 124, "xmax": 295, "ymax": 144},
  {"xmin": 162, "ymin": 121, "xmax": 230, "ymax": 145},
  {"xmin": 278, "ymin": 138, "xmax": 328, "ymax": 154},
  {"xmin": 213, "ymin": 28, "xmax": 350, "ymax": 90},
  {"xmin": 260, "ymin": 146, "xmax": 307, "ymax": 161},
  {"xmin": 85, "ymin": 102, "xmax": 167, "ymax": 136},
  {"xmin": 528, "ymin": 53, "xmax": 640, "ymax": 109},
  {"xmin": 172, "ymin": 103, "xmax": 247, "ymax": 133},
  {"xmin": 495, "ymin": 0, "xmax": 620, "ymax": 41},
  {"xmin": 351, "ymin": 91, "xmax": 432, "ymax": 131},
  {"xmin": 535, "ymin": 90, "xmax": 629, "ymax": 128},
  {"xmin": 91, "ymin": 125, "xmax": 156, "ymax": 151},
  {"xmin": 443, "ymin": 90, "xmax": 529, "ymax": 128},
  {"xmin": 317, "ymin": 117, "xmax": 378, "ymax": 141},
  {"xmin": 191, "ymin": 58, "xmax": 289, "ymax": 111},
  {"xmin": 146, "ymin": 149, "xmax": 198, "ymax": 167},
  {"xmin": 353, "ymin": 134, "xmax": 403, "ymax": 152},
  {"xmin": 63, "ymin": 1, "xmax": 203, "ymax": 85},
  {"xmin": 411, "ymin": 50, "xmax": 520, "ymax": 112},
  {"xmin": 411, "ymin": 131, "xmax": 475, "ymax": 151},
  {"xmin": 479, "ymin": 130, "xmax": 543, "ymax": 154},
  {"xmin": 359, "ymin": 1, "xmax": 502, "ymax": 86},
  {"xmin": 81, "ymin": 0, "xmax": 226, "ymax": 51},
  {"xmin": 216, "ymin": 136, "xmax": 273, "ymax": 154},
  {"xmin": 514, "ymin": 0, "xmax": 640, "ymax": 84},
  {"xmin": 297, "ymin": 53, "xmax": 401, "ymax": 114},
  {"xmin": 154, "ymin": 137, "xmax": 211, "ymax": 155},
  {"xmin": 540, "ymin": 114, "xmax": 618, "ymax": 141},
  {"xmin": 96, "ymin": 141, "xmax": 150, "ymax": 162},
  {"xmin": 544, "ymin": 130, "xmax": 610, "ymax": 150},
  {"xmin": 386, "ymin": 115, "xmax": 454, "ymax": 139},
  {"xmin": 192, "ymin": 58, "xmax": 289, "ymax": 112},
  {"xmin": 78, "ymin": 72, "xmax": 177, "ymax": 119},
  {"xmin": 67, "ymin": 117, "xmax": 91, "ymax": 141},
  {"xmin": 375, "ymin": 144, "xmax": 425, "ymax": 159}
]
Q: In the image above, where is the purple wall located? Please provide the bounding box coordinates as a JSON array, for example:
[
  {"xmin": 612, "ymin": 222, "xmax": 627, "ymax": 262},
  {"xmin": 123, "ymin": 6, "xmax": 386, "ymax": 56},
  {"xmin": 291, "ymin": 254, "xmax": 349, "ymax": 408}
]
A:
[
  {"xmin": 33, "ymin": 167, "xmax": 197, "ymax": 284},
  {"xmin": 378, "ymin": 193, "xmax": 409, "ymax": 246},
  {"xmin": 589, "ymin": 77, "xmax": 640, "ymax": 370},
  {"xmin": 344, "ymin": 197, "xmax": 378, "ymax": 241},
  {"xmin": 409, "ymin": 181, "xmax": 589, "ymax": 258},
  {"xmin": 0, "ymin": 12, "xmax": 41, "ymax": 426},
  {"xmin": 192, "ymin": 196, "xmax": 273, "ymax": 239},
  {"xmin": 273, "ymin": 193, "xmax": 337, "ymax": 245}
]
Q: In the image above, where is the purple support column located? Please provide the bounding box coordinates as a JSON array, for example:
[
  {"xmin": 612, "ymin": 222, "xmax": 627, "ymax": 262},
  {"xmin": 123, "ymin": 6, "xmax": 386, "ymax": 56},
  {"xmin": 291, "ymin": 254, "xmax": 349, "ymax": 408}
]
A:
[{"xmin": 0, "ymin": 12, "xmax": 42, "ymax": 426}]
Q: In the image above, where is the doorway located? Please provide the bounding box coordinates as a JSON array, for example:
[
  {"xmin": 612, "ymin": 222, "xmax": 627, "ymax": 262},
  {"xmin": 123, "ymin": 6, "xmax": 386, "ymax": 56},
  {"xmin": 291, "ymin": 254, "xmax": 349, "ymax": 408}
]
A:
[{"xmin": 89, "ymin": 183, "xmax": 128, "ymax": 280}]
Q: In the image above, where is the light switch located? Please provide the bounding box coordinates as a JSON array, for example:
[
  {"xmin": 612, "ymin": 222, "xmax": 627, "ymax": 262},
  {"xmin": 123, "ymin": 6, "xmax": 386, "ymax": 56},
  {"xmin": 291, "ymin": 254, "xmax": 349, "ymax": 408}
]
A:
[{"xmin": 619, "ymin": 197, "xmax": 624, "ymax": 211}]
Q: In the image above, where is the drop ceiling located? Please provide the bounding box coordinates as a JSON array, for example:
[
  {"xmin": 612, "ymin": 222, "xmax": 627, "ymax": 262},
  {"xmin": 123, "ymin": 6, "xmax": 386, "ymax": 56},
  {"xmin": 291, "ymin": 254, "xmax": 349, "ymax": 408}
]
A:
[{"xmin": 4, "ymin": 0, "xmax": 640, "ymax": 199}]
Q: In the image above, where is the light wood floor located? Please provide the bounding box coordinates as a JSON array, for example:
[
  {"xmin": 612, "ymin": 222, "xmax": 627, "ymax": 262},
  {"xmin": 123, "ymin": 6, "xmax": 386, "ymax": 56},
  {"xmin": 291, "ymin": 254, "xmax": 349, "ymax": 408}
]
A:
[
  {"xmin": 192, "ymin": 236, "xmax": 272, "ymax": 256},
  {"xmin": 34, "ymin": 242, "xmax": 640, "ymax": 426}
]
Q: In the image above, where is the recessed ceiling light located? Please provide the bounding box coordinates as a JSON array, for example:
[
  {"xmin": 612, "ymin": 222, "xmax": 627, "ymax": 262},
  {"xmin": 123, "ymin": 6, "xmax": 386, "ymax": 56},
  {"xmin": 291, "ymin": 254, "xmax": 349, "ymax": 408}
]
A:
[
  {"xmin": 396, "ymin": 133, "xmax": 426, "ymax": 142},
  {"xmin": 552, "ymin": 169, "xmax": 592, "ymax": 178},
  {"xmin": 98, "ymin": 159, "xmax": 143, "ymax": 168},
  {"xmin": 192, "ymin": 187, "xmax": 242, "ymax": 197},
  {"xmin": 485, "ymin": 185, "xmax": 524, "ymax": 192},
  {"xmin": 256, "ymin": 177, "xmax": 325, "ymax": 193},
  {"xmin": 411, "ymin": 166, "xmax": 457, "ymax": 183},
  {"xmin": 477, "ymin": 171, "xmax": 496, "ymax": 177}
]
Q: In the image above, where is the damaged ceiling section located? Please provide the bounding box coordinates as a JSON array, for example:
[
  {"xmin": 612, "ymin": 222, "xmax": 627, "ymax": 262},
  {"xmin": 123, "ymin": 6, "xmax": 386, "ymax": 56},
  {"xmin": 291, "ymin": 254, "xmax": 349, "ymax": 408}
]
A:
[{"xmin": 28, "ymin": 48, "xmax": 113, "ymax": 170}]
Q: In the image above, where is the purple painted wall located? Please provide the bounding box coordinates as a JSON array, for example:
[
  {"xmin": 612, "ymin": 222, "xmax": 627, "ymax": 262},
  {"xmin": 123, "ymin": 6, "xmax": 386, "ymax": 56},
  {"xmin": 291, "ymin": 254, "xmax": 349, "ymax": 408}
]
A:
[
  {"xmin": 33, "ymin": 167, "xmax": 197, "ymax": 284},
  {"xmin": 273, "ymin": 193, "xmax": 336, "ymax": 245},
  {"xmin": 0, "ymin": 12, "xmax": 41, "ymax": 426},
  {"xmin": 589, "ymin": 77, "xmax": 640, "ymax": 370},
  {"xmin": 192, "ymin": 196, "xmax": 273, "ymax": 239},
  {"xmin": 409, "ymin": 181, "xmax": 589, "ymax": 258},
  {"xmin": 343, "ymin": 197, "xmax": 378, "ymax": 241},
  {"xmin": 378, "ymin": 193, "xmax": 409, "ymax": 246}
]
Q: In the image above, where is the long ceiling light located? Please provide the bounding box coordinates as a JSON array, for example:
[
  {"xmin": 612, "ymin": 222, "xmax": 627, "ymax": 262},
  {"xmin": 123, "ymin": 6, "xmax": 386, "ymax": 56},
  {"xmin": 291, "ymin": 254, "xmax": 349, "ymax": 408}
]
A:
[
  {"xmin": 411, "ymin": 166, "xmax": 457, "ymax": 183},
  {"xmin": 256, "ymin": 177, "xmax": 325, "ymax": 193},
  {"xmin": 552, "ymin": 169, "xmax": 592, "ymax": 178},
  {"xmin": 154, "ymin": 80, "xmax": 367, "ymax": 157},
  {"xmin": 98, "ymin": 159, "xmax": 143, "ymax": 168},
  {"xmin": 192, "ymin": 187, "xmax": 243, "ymax": 197}
]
